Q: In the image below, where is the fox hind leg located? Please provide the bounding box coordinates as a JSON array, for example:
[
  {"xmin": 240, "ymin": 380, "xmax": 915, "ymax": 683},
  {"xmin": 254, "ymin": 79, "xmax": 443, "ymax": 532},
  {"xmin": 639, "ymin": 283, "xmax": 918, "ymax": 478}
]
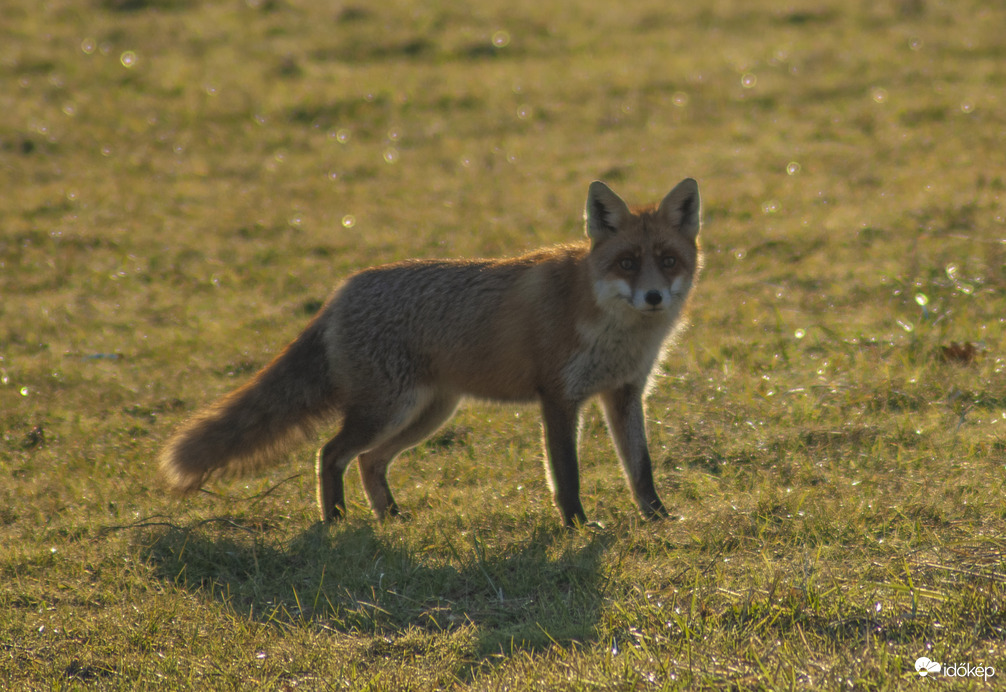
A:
[
  {"xmin": 316, "ymin": 395, "xmax": 423, "ymax": 522},
  {"xmin": 316, "ymin": 414, "xmax": 388, "ymax": 522},
  {"xmin": 357, "ymin": 394, "xmax": 460, "ymax": 519}
]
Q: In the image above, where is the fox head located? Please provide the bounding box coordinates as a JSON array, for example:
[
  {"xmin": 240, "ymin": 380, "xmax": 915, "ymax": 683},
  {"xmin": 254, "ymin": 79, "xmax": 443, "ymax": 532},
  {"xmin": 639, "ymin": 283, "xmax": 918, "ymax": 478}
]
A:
[{"xmin": 585, "ymin": 178, "xmax": 702, "ymax": 319}]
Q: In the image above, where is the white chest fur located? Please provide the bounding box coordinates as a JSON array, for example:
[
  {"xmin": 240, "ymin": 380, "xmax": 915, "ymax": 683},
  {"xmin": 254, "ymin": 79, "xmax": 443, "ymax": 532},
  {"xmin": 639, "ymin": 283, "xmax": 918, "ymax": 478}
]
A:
[{"xmin": 561, "ymin": 308, "xmax": 677, "ymax": 401}]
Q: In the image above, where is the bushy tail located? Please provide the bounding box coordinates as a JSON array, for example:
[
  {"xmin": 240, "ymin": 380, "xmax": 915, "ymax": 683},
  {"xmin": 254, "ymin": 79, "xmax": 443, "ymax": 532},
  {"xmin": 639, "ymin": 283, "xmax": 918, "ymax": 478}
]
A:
[{"xmin": 158, "ymin": 318, "xmax": 341, "ymax": 493}]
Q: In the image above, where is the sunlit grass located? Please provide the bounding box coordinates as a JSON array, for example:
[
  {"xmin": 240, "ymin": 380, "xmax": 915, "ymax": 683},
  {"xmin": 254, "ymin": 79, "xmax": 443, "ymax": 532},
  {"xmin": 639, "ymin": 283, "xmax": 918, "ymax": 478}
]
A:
[{"xmin": 2, "ymin": 0, "xmax": 1005, "ymax": 689}]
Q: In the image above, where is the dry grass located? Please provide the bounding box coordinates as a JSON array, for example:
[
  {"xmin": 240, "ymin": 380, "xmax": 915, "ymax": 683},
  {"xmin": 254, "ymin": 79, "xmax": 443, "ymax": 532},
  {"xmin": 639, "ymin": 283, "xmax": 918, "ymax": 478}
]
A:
[{"xmin": 2, "ymin": 0, "xmax": 1005, "ymax": 689}]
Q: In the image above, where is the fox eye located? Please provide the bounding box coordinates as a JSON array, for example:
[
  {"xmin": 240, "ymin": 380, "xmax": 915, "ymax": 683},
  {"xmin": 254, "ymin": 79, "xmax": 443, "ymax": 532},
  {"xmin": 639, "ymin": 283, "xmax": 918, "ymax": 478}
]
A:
[
  {"xmin": 661, "ymin": 256, "xmax": 677, "ymax": 268},
  {"xmin": 618, "ymin": 257, "xmax": 637, "ymax": 271}
]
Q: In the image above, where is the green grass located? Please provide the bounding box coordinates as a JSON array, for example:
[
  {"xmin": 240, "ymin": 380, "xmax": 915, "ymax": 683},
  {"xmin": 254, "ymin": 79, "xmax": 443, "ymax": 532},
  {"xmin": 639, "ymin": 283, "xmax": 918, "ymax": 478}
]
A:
[{"xmin": 3, "ymin": 0, "xmax": 1006, "ymax": 688}]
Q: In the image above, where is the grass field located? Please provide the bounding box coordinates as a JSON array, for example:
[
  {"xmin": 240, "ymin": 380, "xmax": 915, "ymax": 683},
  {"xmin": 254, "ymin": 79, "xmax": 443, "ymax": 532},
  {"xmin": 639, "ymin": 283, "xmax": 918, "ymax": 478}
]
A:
[{"xmin": 3, "ymin": 0, "xmax": 1006, "ymax": 688}]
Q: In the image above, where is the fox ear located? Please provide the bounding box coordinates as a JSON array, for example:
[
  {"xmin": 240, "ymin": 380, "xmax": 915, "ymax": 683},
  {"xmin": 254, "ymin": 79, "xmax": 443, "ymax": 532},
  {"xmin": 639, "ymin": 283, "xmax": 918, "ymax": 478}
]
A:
[
  {"xmin": 585, "ymin": 181, "xmax": 631, "ymax": 243},
  {"xmin": 658, "ymin": 178, "xmax": 701, "ymax": 240}
]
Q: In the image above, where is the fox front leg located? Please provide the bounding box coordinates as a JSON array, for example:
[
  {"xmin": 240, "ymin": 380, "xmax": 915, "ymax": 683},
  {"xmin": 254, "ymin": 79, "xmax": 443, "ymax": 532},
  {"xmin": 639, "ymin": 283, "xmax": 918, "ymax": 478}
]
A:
[
  {"xmin": 539, "ymin": 397, "xmax": 589, "ymax": 527},
  {"xmin": 600, "ymin": 383, "xmax": 669, "ymax": 520}
]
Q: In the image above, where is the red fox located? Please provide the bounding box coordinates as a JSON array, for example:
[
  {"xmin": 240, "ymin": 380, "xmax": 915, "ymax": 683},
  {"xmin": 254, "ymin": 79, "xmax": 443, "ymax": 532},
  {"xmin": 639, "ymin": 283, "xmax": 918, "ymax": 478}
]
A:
[{"xmin": 159, "ymin": 179, "xmax": 702, "ymax": 526}]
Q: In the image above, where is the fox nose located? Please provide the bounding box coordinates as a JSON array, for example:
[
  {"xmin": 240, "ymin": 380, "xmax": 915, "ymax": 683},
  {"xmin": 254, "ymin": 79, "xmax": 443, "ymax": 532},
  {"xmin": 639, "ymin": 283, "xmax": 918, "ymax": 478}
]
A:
[{"xmin": 644, "ymin": 290, "xmax": 663, "ymax": 306}]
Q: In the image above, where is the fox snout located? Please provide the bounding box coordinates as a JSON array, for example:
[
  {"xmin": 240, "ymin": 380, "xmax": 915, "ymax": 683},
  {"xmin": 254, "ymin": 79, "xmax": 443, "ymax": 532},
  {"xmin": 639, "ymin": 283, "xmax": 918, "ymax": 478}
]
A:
[
  {"xmin": 632, "ymin": 287, "xmax": 671, "ymax": 312},
  {"xmin": 635, "ymin": 271, "xmax": 694, "ymax": 313}
]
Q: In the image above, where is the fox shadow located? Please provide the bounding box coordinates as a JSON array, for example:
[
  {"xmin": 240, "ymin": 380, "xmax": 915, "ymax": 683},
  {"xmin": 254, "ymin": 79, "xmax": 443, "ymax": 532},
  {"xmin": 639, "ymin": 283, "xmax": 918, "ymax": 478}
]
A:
[{"xmin": 138, "ymin": 516, "xmax": 613, "ymax": 656}]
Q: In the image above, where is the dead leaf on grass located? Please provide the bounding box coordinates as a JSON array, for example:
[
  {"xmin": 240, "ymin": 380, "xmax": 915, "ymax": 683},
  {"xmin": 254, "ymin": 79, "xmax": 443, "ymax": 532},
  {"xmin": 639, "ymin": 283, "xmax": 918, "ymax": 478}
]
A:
[{"xmin": 939, "ymin": 341, "xmax": 980, "ymax": 365}]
